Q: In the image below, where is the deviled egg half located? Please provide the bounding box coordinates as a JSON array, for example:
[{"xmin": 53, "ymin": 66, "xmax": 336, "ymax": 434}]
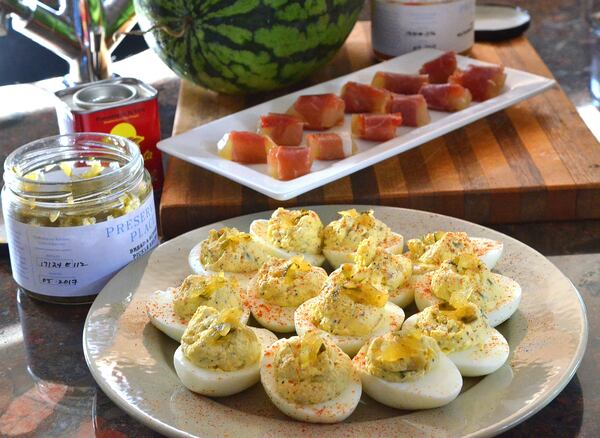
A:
[
  {"xmin": 354, "ymin": 238, "xmax": 414, "ymax": 308},
  {"xmin": 406, "ymin": 231, "xmax": 503, "ymax": 273},
  {"xmin": 188, "ymin": 227, "xmax": 270, "ymax": 288},
  {"xmin": 295, "ymin": 264, "xmax": 405, "ymax": 356},
  {"xmin": 353, "ymin": 329, "xmax": 462, "ymax": 410},
  {"xmin": 403, "ymin": 301, "xmax": 509, "ymax": 377},
  {"xmin": 322, "ymin": 209, "xmax": 404, "ymax": 269},
  {"xmin": 174, "ymin": 306, "xmax": 277, "ymax": 397},
  {"xmin": 260, "ymin": 330, "xmax": 361, "ymax": 423},
  {"xmin": 246, "ymin": 256, "xmax": 328, "ymax": 333},
  {"xmin": 250, "ymin": 208, "xmax": 325, "ymax": 266},
  {"xmin": 413, "ymin": 253, "xmax": 521, "ymax": 327},
  {"xmin": 146, "ymin": 273, "xmax": 250, "ymax": 342}
]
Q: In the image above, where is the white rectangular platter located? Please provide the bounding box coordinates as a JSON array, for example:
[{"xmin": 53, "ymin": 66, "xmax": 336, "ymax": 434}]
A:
[{"xmin": 157, "ymin": 48, "xmax": 555, "ymax": 201}]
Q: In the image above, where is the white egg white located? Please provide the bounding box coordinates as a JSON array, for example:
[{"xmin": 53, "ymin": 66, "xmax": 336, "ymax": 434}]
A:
[
  {"xmin": 249, "ymin": 219, "xmax": 325, "ymax": 266},
  {"xmin": 174, "ymin": 327, "xmax": 278, "ymax": 397},
  {"xmin": 294, "ymin": 298, "xmax": 405, "ymax": 356},
  {"xmin": 146, "ymin": 288, "xmax": 251, "ymax": 342},
  {"xmin": 471, "ymin": 237, "xmax": 503, "ymax": 269},
  {"xmin": 188, "ymin": 242, "xmax": 255, "ymax": 289},
  {"xmin": 403, "ymin": 314, "xmax": 510, "ymax": 377},
  {"xmin": 413, "ymin": 271, "xmax": 521, "ymax": 327},
  {"xmin": 389, "ymin": 283, "xmax": 415, "ymax": 308},
  {"xmin": 353, "ymin": 346, "xmax": 462, "ymax": 410},
  {"xmin": 413, "ymin": 271, "xmax": 440, "ymax": 312},
  {"xmin": 260, "ymin": 338, "xmax": 362, "ymax": 423},
  {"xmin": 246, "ymin": 291, "xmax": 297, "ymax": 333},
  {"xmin": 323, "ymin": 232, "xmax": 404, "ymax": 269}
]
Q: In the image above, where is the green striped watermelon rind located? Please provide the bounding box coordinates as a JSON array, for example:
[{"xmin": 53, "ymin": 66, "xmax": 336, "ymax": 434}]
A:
[{"xmin": 134, "ymin": 0, "xmax": 365, "ymax": 94}]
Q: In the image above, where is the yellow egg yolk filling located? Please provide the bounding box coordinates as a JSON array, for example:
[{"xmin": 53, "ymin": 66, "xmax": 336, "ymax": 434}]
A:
[
  {"xmin": 323, "ymin": 209, "xmax": 392, "ymax": 251},
  {"xmin": 364, "ymin": 330, "xmax": 438, "ymax": 382},
  {"xmin": 407, "ymin": 231, "xmax": 475, "ymax": 273},
  {"xmin": 173, "ymin": 273, "xmax": 243, "ymax": 321},
  {"xmin": 430, "ymin": 253, "xmax": 502, "ymax": 313},
  {"xmin": 311, "ymin": 264, "xmax": 388, "ymax": 336},
  {"xmin": 200, "ymin": 227, "xmax": 269, "ymax": 273},
  {"xmin": 255, "ymin": 257, "xmax": 327, "ymax": 307},
  {"xmin": 181, "ymin": 307, "xmax": 260, "ymax": 371},
  {"xmin": 266, "ymin": 208, "xmax": 323, "ymax": 254},
  {"xmin": 355, "ymin": 239, "xmax": 413, "ymax": 295},
  {"xmin": 274, "ymin": 331, "xmax": 352, "ymax": 404},
  {"xmin": 414, "ymin": 302, "xmax": 488, "ymax": 353}
]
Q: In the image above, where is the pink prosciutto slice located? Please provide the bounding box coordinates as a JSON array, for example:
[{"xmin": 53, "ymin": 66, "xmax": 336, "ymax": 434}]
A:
[
  {"xmin": 288, "ymin": 94, "xmax": 345, "ymax": 130},
  {"xmin": 351, "ymin": 113, "xmax": 403, "ymax": 142},
  {"xmin": 420, "ymin": 84, "xmax": 472, "ymax": 112},
  {"xmin": 449, "ymin": 64, "xmax": 507, "ymax": 101},
  {"xmin": 341, "ymin": 81, "xmax": 391, "ymax": 113},
  {"xmin": 307, "ymin": 133, "xmax": 356, "ymax": 160},
  {"xmin": 258, "ymin": 113, "xmax": 304, "ymax": 146},
  {"xmin": 371, "ymin": 72, "xmax": 430, "ymax": 95},
  {"xmin": 419, "ymin": 51, "xmax": 458, "ymax": 84},
  {"xmin": 217, "ymin": 131, "xmax": 276, "ymax": 164},
  {"xmin": 267, "ymin": 146, "xmax": 313, "ymax": 180},
  {"xmin": 388, "ymin": 94, "xmax": 430, "ymax": 127}
]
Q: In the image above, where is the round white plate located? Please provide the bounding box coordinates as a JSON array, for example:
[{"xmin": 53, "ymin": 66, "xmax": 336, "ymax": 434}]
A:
[{"xmin": 83, "ymin": 206, "xmax": 587, "ymax": 438}]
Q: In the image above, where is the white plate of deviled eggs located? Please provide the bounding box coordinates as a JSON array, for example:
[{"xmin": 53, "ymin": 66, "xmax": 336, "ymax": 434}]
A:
[{"xmin": 83, "ymin": 205, "xmax": 587, "ymax": 438}]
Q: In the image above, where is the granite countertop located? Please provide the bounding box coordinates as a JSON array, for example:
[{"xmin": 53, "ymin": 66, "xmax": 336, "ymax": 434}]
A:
[{"xmin": 1, "ymin": 0, "xmax": 599, "ymax": 436}]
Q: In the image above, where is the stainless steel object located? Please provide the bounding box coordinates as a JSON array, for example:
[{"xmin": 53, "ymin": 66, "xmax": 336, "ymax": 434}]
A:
[{"xmin": 0, "ymin": 0, "xmax": 137, "ymax": 84}]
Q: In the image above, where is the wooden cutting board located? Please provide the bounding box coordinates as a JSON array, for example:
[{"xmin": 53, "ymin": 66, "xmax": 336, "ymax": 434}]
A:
[{"xmin": 159, "ymin": 21, "xmax": 600, "ymax": 240}]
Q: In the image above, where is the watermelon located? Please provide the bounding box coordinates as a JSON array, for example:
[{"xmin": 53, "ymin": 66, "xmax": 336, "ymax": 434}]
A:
[
  {"xmin": 307, "ymin": 133, "xmax": 355, "ymax": 160},
  {"xmin": 134, "ymin": 0, "xmax": 365, "ymax": 94},
  {"xmin": 218, "ymin": 131, "xmax": 276, "ymax": 163},
  {"xmin": 351, "ymin": 113, "xmax": 402, "ymax": 141},
  {"xmin": 420, "ymin": 84, "xmax": 472, "ymax": 112},
  {"xmin": 341, "ymin": 81, "xmax": 391, "ymax": 113},
  {"xmin": 371, "ymin": 72, "xmax": 429, "ymax": 95},
  {"xmin": 259, "ymin": 113, "xmax": 304, "ymax": 146},
  {"xmin": 268, "ymin": 146, "xmax": 313, "ymax": 180},
  {"xmin": 420, "ymin": 51, "xmax": 457, "ymax": 84},
  {"xmin": 449, "ymin": 65, "xmax": 506, "ymax": 101},
  {"xmin": 289, "ymin": 94, "xmax": 345, "ymax": 130},
  {"xmin": 388, "ymin": 94, "xmax": 430, "ymax": 127}
]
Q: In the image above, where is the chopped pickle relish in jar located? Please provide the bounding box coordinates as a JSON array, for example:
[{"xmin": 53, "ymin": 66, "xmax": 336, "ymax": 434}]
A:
[{"xmin": 2, "ymin": 133, "xmax": 158, "ymax": 303}]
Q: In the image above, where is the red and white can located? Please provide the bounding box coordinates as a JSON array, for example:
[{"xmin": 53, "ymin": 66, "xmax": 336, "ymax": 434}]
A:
[{"xmin": 55, "ymin": 77, "xmax": 164, "ymax": 190}]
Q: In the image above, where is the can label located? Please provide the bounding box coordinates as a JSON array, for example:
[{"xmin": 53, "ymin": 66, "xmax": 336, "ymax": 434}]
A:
[
  {"xmin": 372, "ymin": 0, "xmax": 475, "ymax": 57},
  {"xmin": 3, "ymin": 193, "xmax": 158, "ymax": 297},
  {"xmin": 55, "ymin": 78, "xmax": 164, "ymax": 190}
]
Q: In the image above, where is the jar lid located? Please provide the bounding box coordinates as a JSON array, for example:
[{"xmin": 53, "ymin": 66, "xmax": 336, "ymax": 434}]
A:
[
  {"xmin": 475, "ymin": 4, "xmax": 531, "ymax": 42},
  {"xmin": 73, "ymin": 83, "xmax": 138, "ymax": 109}
]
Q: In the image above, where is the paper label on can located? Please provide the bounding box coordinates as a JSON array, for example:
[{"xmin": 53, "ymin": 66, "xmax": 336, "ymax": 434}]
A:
[
  {"xmin": 372, "ymin": 0, "xmax": 475, "ymax": 57},
  {"xmin": 3, "ymin": 193, "xmax": 158, "ymax": 297}
]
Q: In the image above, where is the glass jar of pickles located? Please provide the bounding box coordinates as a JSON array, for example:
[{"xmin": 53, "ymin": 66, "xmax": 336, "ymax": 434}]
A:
[
  {"xmin": 371, "ymin": 0, "xmax": 476, "ymax": 60},
  {"xmin": 2, "ymin": 133, "xmax": 158, "ymax": 304}
]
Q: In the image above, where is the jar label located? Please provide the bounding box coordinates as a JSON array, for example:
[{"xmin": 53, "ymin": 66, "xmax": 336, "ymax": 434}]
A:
[
  {"xmin": 372, "ymin": 0, "xmax": 475, "ymax": 57},
  {"xmin": 3, "ymin": 193, "xmax": 158, "ymax": 297}
]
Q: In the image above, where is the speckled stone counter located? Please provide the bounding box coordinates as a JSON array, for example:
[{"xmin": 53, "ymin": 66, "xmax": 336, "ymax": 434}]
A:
[{"xmin": 0, "ymin": 0, "xmax": 599, "ymax": 436}]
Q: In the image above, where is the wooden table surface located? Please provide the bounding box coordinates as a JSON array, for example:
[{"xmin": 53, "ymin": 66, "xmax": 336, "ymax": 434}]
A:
[{"xmin": 159, "ymin": 22, "xmax": 600, "ymax": 239}]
